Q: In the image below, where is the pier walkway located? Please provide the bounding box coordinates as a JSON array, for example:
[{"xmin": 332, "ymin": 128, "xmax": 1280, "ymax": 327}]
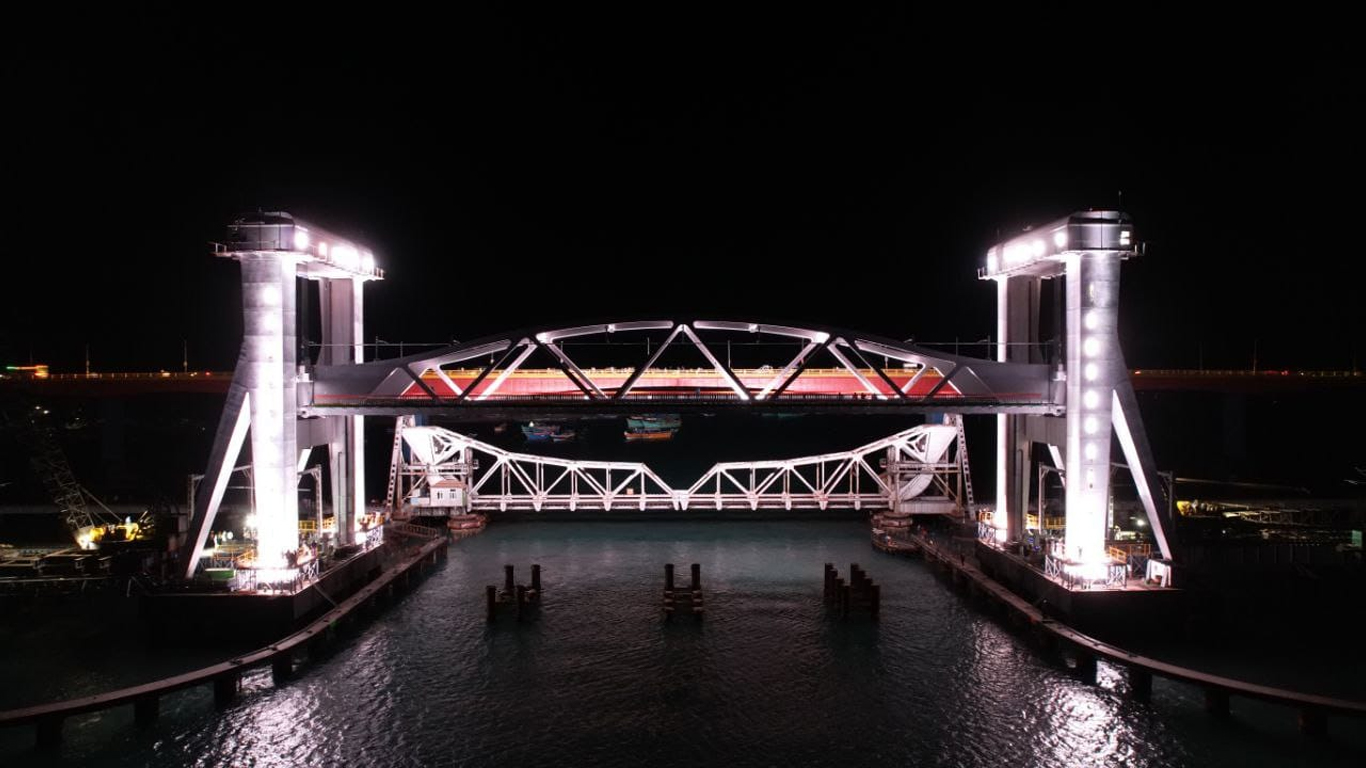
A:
[
  {"xmin": 0, "ymin": 527, "xmax": 447, "ymax": 746},
  {"xmin": 895, "ymin": 529, "xmax": 1366, "ymax": 736}
]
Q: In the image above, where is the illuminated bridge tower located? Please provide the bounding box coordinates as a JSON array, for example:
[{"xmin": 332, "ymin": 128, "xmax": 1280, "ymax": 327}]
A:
[
  {"xmin": 981, "ymin": 211, "xmax": 1173, "ymax": 571},
  {"xmin": 181, "ymin": 213, "xmax": 382, "ymax": 580}
]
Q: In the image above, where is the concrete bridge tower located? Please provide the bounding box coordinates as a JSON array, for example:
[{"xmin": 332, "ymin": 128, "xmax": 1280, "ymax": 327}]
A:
[
  {"xmin": 181, "ymin": 213, "xmax": 382, "ymax": 581},
  {"xmin": 981, "ymin": 211, "xmax": 1172, "ymax": 568}
]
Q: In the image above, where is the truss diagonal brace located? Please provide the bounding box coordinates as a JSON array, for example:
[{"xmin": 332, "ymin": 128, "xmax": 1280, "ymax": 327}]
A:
[
  {"xmin": 538, "ymin": 339, "xmax": 607, "ymax": 399},
  {"xmin": 1112, "ymin": 376, "xmax": 1174, "ymax": 560},
  {"xmin": 678, "ymin": 324, "xmax": 750, "ymax": 400},
  {"xmin": 476, "ymin": 341, "xmax": 537, "ymax": 401},
  {"xmin": 770, "ymin": 336, "xmax": 832, "ymax": 399},
  {"xmin": 842, "ymin": 344, "xmax": 907, "ymax": 399},
  {"xmin": 921, "ymin": 364, "xmax": 961, "ymax": 401},
  {"xmin": 827, "ymin": 340, "xmax": 886, "ymax": 399},
  {"xmin": 457, "ymin": 344, "xmax": 523, "ymax": 402},
  {"xmin": 402, "ymin": 365, "xmax": 440, "ymax": 399},
  {"xmin": 614, "ymin": 323, "xmax": 683, "ymax": 400},
  {"xmin": 182, "ymin": 351, "xmax": 253, "ymax": 579}
]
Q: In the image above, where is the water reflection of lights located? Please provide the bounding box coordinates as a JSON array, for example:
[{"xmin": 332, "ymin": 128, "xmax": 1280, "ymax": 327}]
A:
[
  {"xmin": 962, "ymin": 613, "xmax": 1161, "ymax": 768},
  {"xmin": 1035, "ymin": 667, "xmax": 1150, "ymax": 768}
]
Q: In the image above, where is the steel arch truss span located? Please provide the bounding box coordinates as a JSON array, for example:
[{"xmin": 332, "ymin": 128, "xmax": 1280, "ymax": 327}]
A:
[
  {"xmin": 393, "ymin": 423, "xmax": 966, "ymax": 515},
  {"xmin": 306, "ymin": 321, "xmax": 1057, "ymax": 416}
]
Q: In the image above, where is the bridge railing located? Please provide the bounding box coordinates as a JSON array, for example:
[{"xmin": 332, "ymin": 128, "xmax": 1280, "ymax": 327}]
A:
[{"xmin": 1132, "ymin": 369, "xmax": 1365, "ymax": 378}]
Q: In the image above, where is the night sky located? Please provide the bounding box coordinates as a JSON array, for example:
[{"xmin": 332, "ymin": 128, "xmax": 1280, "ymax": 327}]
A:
[{"xmin": 5, "ymin": 8, "xmax": 1363, "ymax": 373}]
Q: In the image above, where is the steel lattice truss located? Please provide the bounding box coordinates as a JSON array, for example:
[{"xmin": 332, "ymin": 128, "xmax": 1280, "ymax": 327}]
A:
[
  {"xmin": 308, "ymin": 320, "xmax": 1057, "ymax": 416},
  {"xmin": 394, "ymin": 423, "xmax": 964, "ymax": 514}
]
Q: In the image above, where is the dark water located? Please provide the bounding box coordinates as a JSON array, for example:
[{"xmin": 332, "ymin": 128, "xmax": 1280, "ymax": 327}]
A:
[{"xmin": 3, "ymin": 520, "xmax": 1363, "ymax": 767}]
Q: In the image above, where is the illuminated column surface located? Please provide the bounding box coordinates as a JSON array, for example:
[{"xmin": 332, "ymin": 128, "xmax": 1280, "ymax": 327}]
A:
[
  {"xmin": 350, "ymin": 276, "xmax": 365, "ymax": 532},
  {"xmin": 1064, "ymin": 250, "xmax": 1120, "ymax": 566},
  {"xmin": 241, "ymin": 254, "xmax": 299, "ymax": 568},
  {"xmin": 994, "ymin": 278, "xmax": 1011, "ymax": 540},
  {"xmin": 320, "ymin": 275, "xmax": 367, "ymax": 543}
]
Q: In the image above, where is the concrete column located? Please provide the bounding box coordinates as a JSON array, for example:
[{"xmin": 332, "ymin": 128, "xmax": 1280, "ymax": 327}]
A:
[
  {"xmin": 1064, "ymin": 252, "xmax": 1120, "ymax": 567},
  {"xmin": 320, "ymin": 277, "xmax": 365, "ymax": 544},
  {"xmin": 351, "ymin": 279, "xmax": 366, "ymax": 529},
  {"xmin": 241, "ymin": 254, "xmax": 299, "ymax": 569},
  {"xmin": 995, "ymin": 276, "xmax": 1039, "ymax": 542}
]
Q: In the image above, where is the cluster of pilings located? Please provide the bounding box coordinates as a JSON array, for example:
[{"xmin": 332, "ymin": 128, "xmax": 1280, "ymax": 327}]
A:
[
  {"xmin": 824, "ymin": 563, "xmax": 880, "ymax": 619},
  {"xmin": 663, "ymin": 563, "xmax": 704, "ymax": 619},
  {"xmin": 486, "ymin": 564, "xmax": 542, "ymax": 621}
]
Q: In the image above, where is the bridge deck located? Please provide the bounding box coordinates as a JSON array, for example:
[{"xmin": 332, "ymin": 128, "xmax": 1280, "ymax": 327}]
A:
[{"xmin": 303, "ymin": 397, "xmax": 1062, "ymax": 418}]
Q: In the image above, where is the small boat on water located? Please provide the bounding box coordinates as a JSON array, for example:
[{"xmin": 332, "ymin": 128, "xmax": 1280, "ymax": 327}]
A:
[
  {"xmin": 871, "ymin": 528, "xmax": 919, "ymax": 556},
  {"xmin": 627, "ymin": 415, "xmax": 681, "ymax": 431},
  {"xmin": 624, "ymin": 429, "xmax": 673, "ymax": 442},
  {"xmin": 521, "ymin": 422, "xmax": 562, "ymax": 441},
  {"xmin": 448, "ymin": 513, "xmax": 488, "ymax": 538},
  {"xmin": 625, "ymin": 414, "xmax": 679, "ymax": 441}
]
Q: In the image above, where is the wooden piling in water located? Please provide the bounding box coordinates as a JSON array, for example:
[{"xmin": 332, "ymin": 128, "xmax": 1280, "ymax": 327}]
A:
[
  {"xmin": 504, "ymin": 565, "xmax": 515, "ymax": 595},
  {"xmin": 1129, "ymin": 666, "xmax": 1153, "ymax": 700},
  {"xmin": 1074, "ymin": 650, "xmax": 1097, "ymax": 685},
  {"xmin": 531, "ymin": 564, "xmax": 542, "ymax": 592},
  {"xmin": 663, "ymin": 563, "xmax": 703, "ymax": 619},
  {"xmin": 213, "ymin": 673, "xmax": 239, "ymax": 707},
  {"xmin": 271, "ymin": 655, "xmax": 292, "ymax": 685},
  {"xmin": 824, "ymin": 564, "xmax": 881, "ymax": 620},
  {"xmin": 1299, "ymin": 706, "xmax": 1327, "ymax": 737},
  {"xmin": 133, "ymin": 695, "xmax": 159, "ymax": 728},
  {"xmin": 1205, "ymin": 686, "xmax": 1230, "ymax": 717},
  {"xmin": 36, "ymin": 715, "xmax": 62, "ymax": 748}
]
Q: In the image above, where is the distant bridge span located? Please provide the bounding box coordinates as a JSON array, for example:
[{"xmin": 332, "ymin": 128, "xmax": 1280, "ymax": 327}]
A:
[
  {"xmin": 305, "ymin": 320, "xmax": 1060, "ymax": 417},
  {"xmin": 394, "ymin": 422, "xmax": 967, "ymax": 515}
]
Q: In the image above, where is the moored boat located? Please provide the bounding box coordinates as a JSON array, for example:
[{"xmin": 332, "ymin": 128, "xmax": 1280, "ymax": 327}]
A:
[
  {"xmin": 521, "ymin": 422, "xmax": 561, "ymax": 441},
  {"xmin": 624, "ymin": 429, "xmax": 674, "ymax": 442},
  {"xmin": 626, "ymin": 414, "xmax": 680, "ymax": 431}
]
